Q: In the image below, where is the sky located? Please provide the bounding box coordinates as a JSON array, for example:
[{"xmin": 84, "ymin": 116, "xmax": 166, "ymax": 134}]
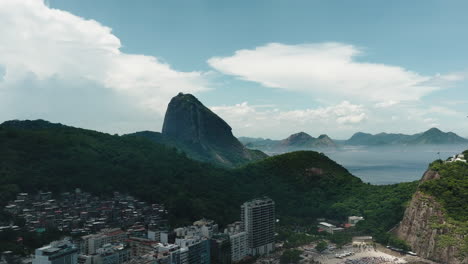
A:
[{"xmin": 1, "ymin": 0, "xmax": 467, "ymax": 139}]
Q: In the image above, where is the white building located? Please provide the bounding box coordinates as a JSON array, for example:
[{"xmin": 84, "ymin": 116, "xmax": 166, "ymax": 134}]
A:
[
  {"xmin": 318, "ymin": 222, "xmax": 344, "ymax": 234},
  {"xmin": 241, "ymin": 197, "xmax": 275, "ymax": 256},
  {"xmin": 80, "ymin": 228, "xmax": 127, "ymax": 255},
  {"xmin": 224, "ymin": 222, "xmax": 248, "ymax": 262},
  {"xmin": 447, "ymin": 153, "xmax": 466, "ymax": 163},
  {"xmin": 348, "ymin": 216, "xmax": 364, "ymax": 226},
  {"xmin": 155, "ymin": 243, "xmax": 181, "ymax": 264},
  {"xmin": 95, "ymin": 243, "xmax": 131, "ymax": 264},
  {"xmin": 33, "ymin": 239, "xmax": 78, "ymax": 264},
  {"xmin": 193, "ymin": 219, "xmax": 218, "ymax": 239}
]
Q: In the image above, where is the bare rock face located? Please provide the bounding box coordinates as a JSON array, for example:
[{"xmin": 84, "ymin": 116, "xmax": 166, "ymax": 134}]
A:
[
  {"xmin": 280, "ymin": 132, "xmax": 314, "ymax": 148},
  {"xmin": 420, "ymin": 169, "xmax": 441, "ymax": 182},
  {"xmin": 395, "ymin": 170, "xmax": 467, "ymax": 264},
  {"xmin": 278, "ymin": 132, "xmax": 337, "ymax": 150},
  {"xmin": 314, "ymin": 134, "xmax": 338, "ymax": 148},
  {"xmin": 162, "ymin": 93, "xmax": 267, "ymax": 167}
]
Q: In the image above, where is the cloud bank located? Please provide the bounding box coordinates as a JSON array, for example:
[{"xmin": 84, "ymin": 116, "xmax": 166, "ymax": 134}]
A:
[
  {"xmin": 0, "ymin": 0, "xmax": 209, "ymax": 132},
  {"xmin": 208, "ymin": 43, "xmax": 449, "ymax": 104},
  {"xmin": 0, "ymin": 1, "xmax": 465, "ymax": 137},
  {"xmin": 210, "ymin": 101, "xmax": 368, "ymax": 138}
]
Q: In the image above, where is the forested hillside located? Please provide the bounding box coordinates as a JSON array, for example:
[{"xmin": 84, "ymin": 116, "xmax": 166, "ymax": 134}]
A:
[{"xmin": 0, "ymin": 120, "xmax": 417, "ymax": 244}]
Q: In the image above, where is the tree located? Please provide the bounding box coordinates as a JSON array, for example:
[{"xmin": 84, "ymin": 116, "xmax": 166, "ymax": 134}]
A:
[
  {"xmin": 315, "ymin": 240, "xmax": 328, "ymax": 253},
  {"xmin": 280, "ymin": 249, "xmax": 302, "ymax": 264}
]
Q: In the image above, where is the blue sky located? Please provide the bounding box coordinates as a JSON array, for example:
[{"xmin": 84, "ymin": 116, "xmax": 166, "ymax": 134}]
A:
[{"xmin": 0, "ymin": 0, "xmax": 467, "ymax": 138}]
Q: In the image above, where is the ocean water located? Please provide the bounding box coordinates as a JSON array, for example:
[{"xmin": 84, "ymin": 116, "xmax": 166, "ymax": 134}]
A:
[{"xmin": 324, "ymin": 145, "xmax": 468, "ymax": 185}]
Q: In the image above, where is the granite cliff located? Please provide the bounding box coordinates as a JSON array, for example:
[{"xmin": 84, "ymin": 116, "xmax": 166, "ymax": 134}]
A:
[
  {"xmin": 133, "ymin": 93, "xmax": 267, "ymax": 167},
  {"xmin": 395, "ymin": 165, "xmax": 468, "ymax": 264}
]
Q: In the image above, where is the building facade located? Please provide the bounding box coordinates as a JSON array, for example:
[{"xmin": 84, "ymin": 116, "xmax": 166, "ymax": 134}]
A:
[
  {"xmin": 80, "ymin": 228, "xmax": 127, "ymax": 255},
  {"xmin": 210, "ymin": 234, "xmax": 231, "ymax": 264},
  {"xmin": 241, "ymin": 197, "xmax": 275, "ymax": 256},
  {"xmin": 32, "ymin": 239, "xmax": 78, "ymax": 264},
  {"xmin": 224, "ymin": 222, "xmax": 248, "ymax": 262}
]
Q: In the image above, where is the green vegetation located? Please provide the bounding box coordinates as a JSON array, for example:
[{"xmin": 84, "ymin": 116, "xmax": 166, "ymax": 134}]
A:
[
  {"xmin": 421, "ymin": 159, "xmax": 468, "ymax": 221},
  {"xmin": 0, "ymin": 228, "xmax": 63, "ymax": 256},
  {"xmin": 0, "ymin": 120, "xmax": 419, "ymax": 252},
  {"xmin": 387, "ymin": 235, "xmax": 411, "ymax": 251},
  {"xmin": 418, "ymin": 158, "xmax": 468, "ymax": 256},
  {"xmin": 277, "ymin": 228, "xmax": 318, "ymax": 249},
  {"xmin": 277, "ymin": 226, "xmax": 352, "ymax": 250},
  {"xmin": 280, "ymin": 249, "xmax": 303, "ymax": 264},
  {"xmin": 315, "ymin": 241, "xmax": 328, "ymax": 252},
  {"xmin": 328, "ymin": 232, "xmax": 353, "ymax": 248}
]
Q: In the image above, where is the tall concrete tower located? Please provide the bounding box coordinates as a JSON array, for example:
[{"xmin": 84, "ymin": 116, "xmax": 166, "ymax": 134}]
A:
[{"xmin": 241, "ymin": 197, "xmax": 275, "ymax": 256}]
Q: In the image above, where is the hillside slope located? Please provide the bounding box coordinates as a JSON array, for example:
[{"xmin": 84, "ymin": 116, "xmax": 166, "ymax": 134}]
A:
[
  {"xmin": 0, "ymin": 120, "xmax": 416, "ymax": 235},
  {"xmin": 395, "ymin": 159, "xmax": 468, "ymax": 263},
  {"xmin": 346, "ymin": 128, "xmax": 468, "ymax": 146}
]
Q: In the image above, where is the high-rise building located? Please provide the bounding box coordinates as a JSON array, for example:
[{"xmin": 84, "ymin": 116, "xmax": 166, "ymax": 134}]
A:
[
  {"xmin": 224, "ymin": 222, "xmax": 247, "ymax": 262},
  {"xmin": 241, "ymin": 197, "xmax": 275, "ymax": 256},
  {"xmin": 32, "ymin": 239, "xmax": 78, "ymax": 264},
  {"xmin": 156, "ymin": 243, "xmax": 181, "ymax": 264},
  {"xmin": 175, "ymin": 237, "xmax": 210, "ymax": 264},
  {"xmin": 210, "ymin": 234, "xmax": 231, "ymax": 264}
]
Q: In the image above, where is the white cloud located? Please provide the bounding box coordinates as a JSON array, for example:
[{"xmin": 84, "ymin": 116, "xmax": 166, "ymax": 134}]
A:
[
  {"xmin": 0, "ymin": 0, "xmax": 209, "ymax": 117},
  {"xmin": 208, "ymin": 43, "xmax": 457, "ymax": 104},
  {"xmin": 436, "ymin": 71, "xmax": 468, "ymax": 82},
  {"xmin": 375, "ymin": 100, "xmax": 398, "ymax": 108},
  {"xmin": 210, "ymin": 101, "xmax": 367, "ymax": 138},
  {"xmin": 276, "ymin": 101, "xmax": 367, "ymax": 125}
]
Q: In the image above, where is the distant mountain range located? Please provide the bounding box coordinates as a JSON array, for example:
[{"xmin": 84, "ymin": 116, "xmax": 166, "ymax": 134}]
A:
[
  {"xmin": 128, "ymin": 93, "xmax": 267, "ymax": 167},
  {"xmin": 345, "ymin": 128, "xmax": 468, "ymax": 146},
  {"xmin": 239, "ymin": 132, "xmax": 338, "ymax": 153},
  {"xmin": 241, "ymin": 128, "xmax": 468, "ymax": 153}
]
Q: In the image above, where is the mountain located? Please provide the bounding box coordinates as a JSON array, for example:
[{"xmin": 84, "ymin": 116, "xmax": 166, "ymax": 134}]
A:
[
  {"xmin": 243, "ymin": 132, "xmax": 338, "ymax": 154},
  {"xmin": 409, "ymin": 127, "xmax": 468, "ymax": 145},
  {"xmin": 346, "ymin": 132, "xmax": 407, "ymax": 145},
  {"xmin": 394, "ymin": 157, "xmax": 468, "ymax": 263},
  {"xmin": 0, "ymin": 119, "xmax": 417, "ymax": 243},
  {"xmin": 130, "ymin": 93, "xmax": 267, "ymax": 167},
  {"xmin": 346, "ymin": 128, "xmax": 468, "ymax": 146},
  {"xmin": 279, "ymin": 132, "xmax": 314, "ymax": 148},
  {"xmin": 238, "ymin": 137, "xmax": 267, "ymax": 145},
  {"xmin": 314, "ymin": 134, "xmax": 338, "ymax": 148}
]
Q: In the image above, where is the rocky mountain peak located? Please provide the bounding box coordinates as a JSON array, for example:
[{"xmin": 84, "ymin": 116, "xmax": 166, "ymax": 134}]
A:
[
  {"xmin": 318, "ymin": 134, "xmax": 330, "ymax": 139},
  {"xmin": 281, "ymin": 132, "xmax": 314, "ymax": 147},
  {"xmin": 161, "ymin": 93, "xmax": 267, "ymax": 166},
  {"xmin": 162, "ymin": 92, "xmax": 233, "ymax": 147},
  {"xmin": 424, "ymin": 127, "xmax": 443, "ymax": 134}
]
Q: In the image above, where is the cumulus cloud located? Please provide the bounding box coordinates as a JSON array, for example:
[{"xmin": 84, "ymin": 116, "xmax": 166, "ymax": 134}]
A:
[
  {"xmin": 208, "ymin": 43, "xmax": 459, "ymax": 104},
  {"xmin": 211, "ymin": 101, "xmax": 367, "ymax": 138},
  {"xmin": 276, "ymin": 101, "xmax": 367, "ymax": 125},
  {"xmin": 0, "ymin": 0, "xmax": 209, "ymax": 130}
]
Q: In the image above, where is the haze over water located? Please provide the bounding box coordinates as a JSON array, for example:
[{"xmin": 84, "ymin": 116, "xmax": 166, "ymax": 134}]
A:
[{"xmin": 325, "ymin": 144, "xmax": 468, "ymax": 185}]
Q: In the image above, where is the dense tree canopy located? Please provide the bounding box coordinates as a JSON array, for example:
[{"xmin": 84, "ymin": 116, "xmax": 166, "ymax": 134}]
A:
[
  {"xmin": 421, "ymin": 159, "xmax": 468, "ymax": 221},
  {"xmin": 0, "ymin": 120, "xmax": 418, "ymax": 248}
]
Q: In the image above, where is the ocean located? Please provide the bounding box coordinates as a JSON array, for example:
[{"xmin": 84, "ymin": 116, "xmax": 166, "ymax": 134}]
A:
[{"xmin": 324, "ymin": 145, "xmax": 468, "ymax": 185}]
